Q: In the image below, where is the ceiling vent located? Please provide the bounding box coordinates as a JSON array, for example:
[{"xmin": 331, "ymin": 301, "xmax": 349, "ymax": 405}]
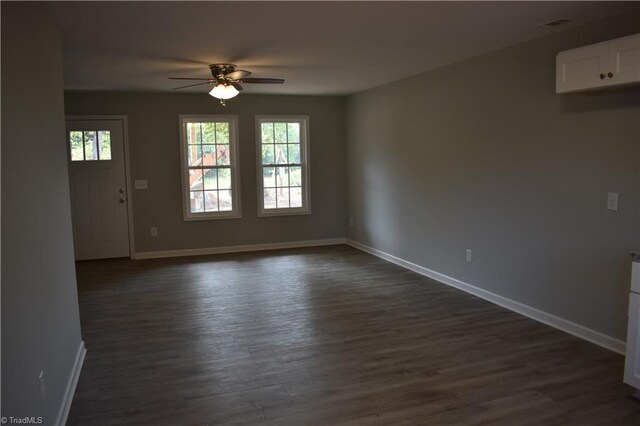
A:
[{"xmin": 543, "ymin": 18, "xmax": 571, "ymax": 27}]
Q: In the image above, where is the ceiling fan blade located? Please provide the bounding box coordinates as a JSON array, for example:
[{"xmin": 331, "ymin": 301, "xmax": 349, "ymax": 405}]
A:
[
  {"xmin": 240, "ymin": 78, "xmax": 285, "ymax": 84},
  {"xmin": 230, "ymin": 82, "xmax": 244, "ymax": 91},
  {"xmin": 169, "ymin": 77, "xmax": 213, "ymax": 81},
  {"xmin": 172, "ymin": 81, "xmax": 213, "ymax": 90},
  {"xmin": 226, "ymin": 70, "xmax": 252, "ymax": 80}
]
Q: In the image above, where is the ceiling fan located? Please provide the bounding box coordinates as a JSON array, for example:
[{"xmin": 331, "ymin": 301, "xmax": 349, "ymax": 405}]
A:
[{"xmin": 169, "ymin": 63, "xmax": 284, "ymax": 106}]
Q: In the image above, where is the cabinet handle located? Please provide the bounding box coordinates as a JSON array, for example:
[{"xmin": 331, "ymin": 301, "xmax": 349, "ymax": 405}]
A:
[
  {"xmin": 608, "ymin": 72, "xmax": 613, "ymax": 78},
  {"xmin": 600, "ymin": 73, "xmax": 605, "ymax": 79}
]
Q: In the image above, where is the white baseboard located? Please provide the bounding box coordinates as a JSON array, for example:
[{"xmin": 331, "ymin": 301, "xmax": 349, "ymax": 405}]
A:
[
  {"xmin": 133, "ymin": 238, "xmax": 347, "ymax": 260},
  {"xmin": 55, "ymin": 340, "xmax": 86, "ymax": 426},
  {"xmin": 346, "ymin": 239, "xmax": 626, "ymax": 355}
]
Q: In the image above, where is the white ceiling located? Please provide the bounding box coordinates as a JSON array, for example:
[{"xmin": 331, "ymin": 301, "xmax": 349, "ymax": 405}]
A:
[{"xmin": 52, "ymin": 1, "xmax": 639, "ymax": 96}]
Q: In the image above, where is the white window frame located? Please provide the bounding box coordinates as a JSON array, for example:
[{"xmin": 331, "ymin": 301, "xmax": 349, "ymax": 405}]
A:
[
  {"xmin": 179, "ymin": 114, "xmax": 241, "ymax": 221},
  {"xmin": 255, "ymin": 115, "xmax": 310, "ymax": 217}
]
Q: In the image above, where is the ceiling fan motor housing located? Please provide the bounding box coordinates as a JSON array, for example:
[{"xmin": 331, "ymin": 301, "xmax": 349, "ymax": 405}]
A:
[{"xmin": 210, "ymin": 63, "xmax": 237, "ymax": 79}]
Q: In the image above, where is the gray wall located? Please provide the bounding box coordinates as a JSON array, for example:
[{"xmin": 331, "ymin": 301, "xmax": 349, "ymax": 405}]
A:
[
  {"xmin": 64, "ymin": 92, "xmax": 346, "ymax": 253},
  {"xmin": 1, "ymin": 3, "xmax": 83, "ymax": 423},
  {"xmin": 346, "ymin": 12, "xmax": 640, "ymax": 341}
]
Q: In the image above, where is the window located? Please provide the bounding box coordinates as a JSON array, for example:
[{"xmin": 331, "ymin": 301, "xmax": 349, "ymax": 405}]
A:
[
  {"xmin": 256, "ymin": 116, "xmax": 310, "ymax": 216},
  {"xmin": 69, "ymin": 130, "xmax": 112, "ymax": 161},
  {"xmin": 179, "ymin": 115, "xmax": 241, "ymax": 220}
]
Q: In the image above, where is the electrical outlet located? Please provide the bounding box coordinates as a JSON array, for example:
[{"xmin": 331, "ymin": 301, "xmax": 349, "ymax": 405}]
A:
[
  {"xmin": 465, "ymin": 249, "xmax": 472, "ymax": 262},
  {"xmin": 150, "ymin": 227, "xmax": 158, "ymax": 237}
]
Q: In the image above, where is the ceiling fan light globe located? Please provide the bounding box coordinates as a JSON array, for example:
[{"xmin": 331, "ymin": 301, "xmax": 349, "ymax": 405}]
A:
[
  {"xmin": 209, "ymin": 84, "xmax": 226, "ymax": 99},
  {"xmin": 224, "ymin": 84, "xmax": 239, "ymax": 99},
  {"xmin": 209, "ymin": 83, "xmax": 239, "ymax": 100}
]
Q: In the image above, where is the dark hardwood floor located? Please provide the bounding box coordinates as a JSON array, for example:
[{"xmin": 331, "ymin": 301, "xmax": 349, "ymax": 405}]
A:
[{"xmin": 67, "ymin": 245, "xmax": 639, "ymax": 425}]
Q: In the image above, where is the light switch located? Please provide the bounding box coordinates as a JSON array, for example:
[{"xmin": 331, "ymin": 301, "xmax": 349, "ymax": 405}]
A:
[
  {"xmin": 135, "ymin": 179, "xmax": 148, "ymax": 190},
  {"xmin": 607, "ymin": 192, "xmax": 618, "ymax": 211}
]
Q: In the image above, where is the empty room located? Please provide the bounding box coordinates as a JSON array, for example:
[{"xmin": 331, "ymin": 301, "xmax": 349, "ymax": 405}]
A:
[{"xmin": 3, "ymin": 1, "xmax": 640, "ymax": 425}]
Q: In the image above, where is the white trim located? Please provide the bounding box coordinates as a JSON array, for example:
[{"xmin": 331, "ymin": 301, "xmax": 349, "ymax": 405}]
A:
[
  {"xmin": 122, "ymin": 117, "xmax": 135, "ymax": 260},
  {"xmin": 346, "ymin": 239, "xmax": 626, "ymax": 355},
  {"xmin": 178, "ymin": 114, "xmax": 242, "ymax": 221},
  {"xmin": 55, "ymin": 340, "xmax": 86, "ymax": 426},
  {"xmin": 255, "ymin": 115, "xmax": 311, "ymax": 217},
  {"xmin": 133, "ymin": 238, "xmax": 346, "ymax": 260},
  {"xmin": 66, "ymin": 115, "xmax": 136, "ymax": 259}
]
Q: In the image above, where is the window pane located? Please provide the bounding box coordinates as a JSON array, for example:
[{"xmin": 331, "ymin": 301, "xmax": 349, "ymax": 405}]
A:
[
  {"xmin": 287, "ymin": 123, "xmax": 300, "ymax": 143},
  {"xmin": 202, "ymin": 123, "xmax": 215, "ymax": 143},
  {"xmin": 217, "ymin": 145, "xmax": 230, "ymax": 166},
  {"xmin": 190, "ymin": 191, "xmax": 204, "ymax": 213},
  {"xmin": 262, "ymin": 144, "xmax": 274, "ymax": 165},
  {"xmin": 275, "ymin": 145, "xmax": 288, "ymax": 164},
  {"xmin": 216, "ymin": 122, "xmax": 229, "ymax": 144},
  {"xmin": 186, "ymin": 123, "xmax": 195, "ymax": 145},
  {"xmin": 202, "ymin": 145, "xmax": 216, "ymax": 165},
  {"xmin": 290, "ymin": 166, "xmax": 302, "ymax": 186},
  {"xmin": 98, "ymin": 131, "xmax": 112, "ymax": 160},
  {"xmin": 287, "ymin": 144, "xmax": 300, "ymax": 164},
  {"xmin": 218, "ymin": 168, "xmax": 231, "ymax": 190},
  {"xmin": 276, "ymin": 167, "xmax": 289, "ymax": 187},
  {"xmin": 264, "ymin": 188, "xmax": 276, "ymax": 209},
  {"xmin": 274, "ymin": 123, "xmax": 287, "ymax": 143},
  {"xmin": 290, "ymin": 187, "xmax": 302, "ymax": 208},
  {"xmin": 203, "ymin": 168, "xmax": 218, "ymax": 190},
  {"xmin": 189, "ymin": 169, "xmax": 204, "ymax": 190},
  {"xmin": 69, "ymin": 131, "xmax": 84, "ymax": 161},
  {"xmin": 219, "ymin": 190, "xmax": 232, "ymax": 211},
  {"xmin": 187, "ymin": 123, "xmax": 202, "ymax": 145},
  {"xmin": 84, "ymin": 131, "xmax": 98, "ymax": 160},
  {"xmin": 261, "ymin": 123, "xmax": 274, "ymax": 144},
  {"xmin": 187, "ymin": 145, "xmax": 202, "ymax": 166},
  {"xmin": 263, "ymin": 167, "xmax": 275, "ymax": 188},
  {"xmin": 276, "ymin": 187, "xmax": 290, "ymax": 208},
  {"xmin": 204, "ymin": 190, "xmax": 218, "ymax": 212}
]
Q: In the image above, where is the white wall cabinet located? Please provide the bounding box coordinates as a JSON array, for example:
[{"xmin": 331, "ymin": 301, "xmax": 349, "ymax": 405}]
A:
[{"xmin": 556, "ymin": 33, "xmax": 640, "ymax": 94}]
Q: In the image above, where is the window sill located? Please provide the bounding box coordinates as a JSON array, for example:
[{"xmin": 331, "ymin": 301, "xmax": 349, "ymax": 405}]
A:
[
  {"xmin": 183, "ymin": 211, "xmax": 242, "ymax": 221},
  {"xmin": 257, "ymin": 208, "xmax": 311, "ymax": 218}
]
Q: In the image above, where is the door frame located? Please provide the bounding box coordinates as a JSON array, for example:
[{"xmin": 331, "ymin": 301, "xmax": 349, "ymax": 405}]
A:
[{"xmin": 66, "ymin": 115, "xmax": 136, "ymax": 259}]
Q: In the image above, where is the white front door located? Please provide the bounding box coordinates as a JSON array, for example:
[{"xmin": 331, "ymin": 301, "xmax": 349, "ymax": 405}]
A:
[
  {"xmin": 625, "ymin": 293, "xmax": 640, "ymax": 390},
  {"xmin": 66, "ymin": 119, "xmax": 130, "ymax": 260}
]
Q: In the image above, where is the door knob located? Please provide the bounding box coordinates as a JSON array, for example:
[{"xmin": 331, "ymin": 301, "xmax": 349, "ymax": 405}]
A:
[
  {"xmin": 600, "ymin": 73, "xmax": 605, "ymax": 79},
  {"xmin": 608, "ymin": 72, "xmax": 613, "ymax": 78},
  {"xmin": 119, "ymin": 198, "xmax": 126, "ymax": 204},
  {"xmin": 119, "ymin": 188, "xmax": 125, "ymax": 194}
]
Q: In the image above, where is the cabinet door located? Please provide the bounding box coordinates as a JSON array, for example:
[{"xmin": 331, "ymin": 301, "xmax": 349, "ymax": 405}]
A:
[
  {"xmin": 625, "ymin": 293, "xmax": 640, "ymax": 389},
  {"xmin": 556, "ymin": 43, "xmax": 608, "ymax": 93},
  {"xmin": 607, "ymin": 34, "xmax": 640, "ymax": 87}
]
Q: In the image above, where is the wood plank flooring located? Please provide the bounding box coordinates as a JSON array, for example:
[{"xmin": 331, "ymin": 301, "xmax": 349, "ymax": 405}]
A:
[{"xmin": 67, "ymin": 245, "xmax": 640, "ymax": 425}]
